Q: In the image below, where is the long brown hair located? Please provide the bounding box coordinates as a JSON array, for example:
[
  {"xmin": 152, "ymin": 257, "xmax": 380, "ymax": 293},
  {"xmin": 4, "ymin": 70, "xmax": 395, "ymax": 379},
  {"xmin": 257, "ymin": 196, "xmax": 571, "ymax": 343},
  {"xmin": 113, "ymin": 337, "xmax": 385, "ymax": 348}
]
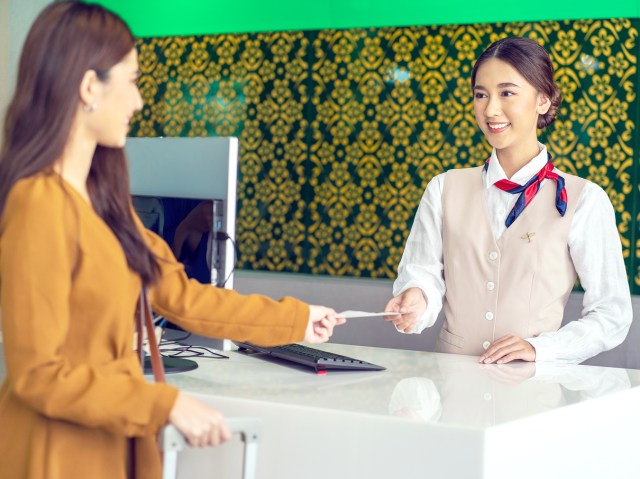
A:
[
  {"xmin": 0, "ymin": 1, "xmax": 159, "ymax": 284},
  {"xmin": 471, "ymin": 36, "xmax": 561, "ymax": 129}
]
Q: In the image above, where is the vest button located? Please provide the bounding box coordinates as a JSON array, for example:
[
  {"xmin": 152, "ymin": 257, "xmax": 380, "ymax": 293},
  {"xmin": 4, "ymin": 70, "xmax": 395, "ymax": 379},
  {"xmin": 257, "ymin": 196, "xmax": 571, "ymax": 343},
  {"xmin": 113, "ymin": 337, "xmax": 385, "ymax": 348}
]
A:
[
  {"xmin": 486, "ymin": 281, "xmax": 495, "ymax": 291},
  {"xmin": 485, "ymin": 312, "xmax": 494, "ymax": 321},
  {"xmin": 488, "ymin": 251, "xmax": 498, "ymax": 261},
  {"xmin": 482, "ymin": 340, "xmax": 491, "ymax": 350}
]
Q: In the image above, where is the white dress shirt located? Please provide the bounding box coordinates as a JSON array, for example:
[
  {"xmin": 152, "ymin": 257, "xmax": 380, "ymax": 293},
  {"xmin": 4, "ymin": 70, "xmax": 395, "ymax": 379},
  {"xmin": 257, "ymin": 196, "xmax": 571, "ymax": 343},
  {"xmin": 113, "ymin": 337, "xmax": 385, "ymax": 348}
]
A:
[{"xmin": 394, "ymin": 145, "xmax": 632, "ymax": 363}]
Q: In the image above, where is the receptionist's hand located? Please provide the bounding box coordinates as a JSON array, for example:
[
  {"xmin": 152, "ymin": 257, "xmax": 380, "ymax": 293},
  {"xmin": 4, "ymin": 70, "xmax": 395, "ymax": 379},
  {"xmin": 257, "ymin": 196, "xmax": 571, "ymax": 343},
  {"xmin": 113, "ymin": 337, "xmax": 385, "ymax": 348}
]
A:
[
  {"xmin": 479, "ymin": 335, "xmax": 536, "ymax": 364},
  {"xmin": 384, "ymin": 288, "xmax": 427, "ymax": 333},
  {"xmin": 304, "ymin": 306, "xmax": 346, "ymax": 344}
]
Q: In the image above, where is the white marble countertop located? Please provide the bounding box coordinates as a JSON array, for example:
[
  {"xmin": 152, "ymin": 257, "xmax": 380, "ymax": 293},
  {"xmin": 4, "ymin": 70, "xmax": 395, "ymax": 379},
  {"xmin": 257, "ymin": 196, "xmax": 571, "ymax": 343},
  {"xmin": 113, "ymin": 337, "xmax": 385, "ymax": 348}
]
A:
[
  {"xmin": 165, "ymin": 342, "xmax": 640, "ymax": 430},
  {"xmin": 3, "ymin": 338, "xmax": 640, "ymax": 478},
  {"xmin": 2, "ymin": 337, "xmax": 638, "ymax": 429}
]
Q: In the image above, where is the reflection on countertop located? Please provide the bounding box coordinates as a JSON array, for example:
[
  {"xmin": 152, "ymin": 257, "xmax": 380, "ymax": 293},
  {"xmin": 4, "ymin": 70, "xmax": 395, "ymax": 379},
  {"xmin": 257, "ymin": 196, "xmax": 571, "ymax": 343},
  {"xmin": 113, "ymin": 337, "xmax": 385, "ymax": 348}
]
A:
[{"xmin": 388, "ymin": 354, "xmax": 633, "ymax": 427}]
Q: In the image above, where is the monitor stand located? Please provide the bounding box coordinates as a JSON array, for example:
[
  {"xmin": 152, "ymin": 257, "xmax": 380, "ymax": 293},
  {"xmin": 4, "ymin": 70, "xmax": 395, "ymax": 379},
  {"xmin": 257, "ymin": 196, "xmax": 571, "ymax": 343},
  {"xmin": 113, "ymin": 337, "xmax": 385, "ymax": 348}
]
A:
[{"xmin": 143, "ymin": 356, "xmax": 198, "ymax": 375}]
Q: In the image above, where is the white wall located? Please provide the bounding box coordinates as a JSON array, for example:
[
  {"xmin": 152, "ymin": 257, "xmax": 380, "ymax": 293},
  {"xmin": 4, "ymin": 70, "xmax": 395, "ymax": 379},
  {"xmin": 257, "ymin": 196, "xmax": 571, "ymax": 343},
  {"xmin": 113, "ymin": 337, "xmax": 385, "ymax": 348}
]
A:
[
  {"xmin": 0, "ymin": 0, "xmax": 51, "ymax": 146},
  {"xmin": 0, "ymin": 0, "xmax": 10, "ymax": 145}
]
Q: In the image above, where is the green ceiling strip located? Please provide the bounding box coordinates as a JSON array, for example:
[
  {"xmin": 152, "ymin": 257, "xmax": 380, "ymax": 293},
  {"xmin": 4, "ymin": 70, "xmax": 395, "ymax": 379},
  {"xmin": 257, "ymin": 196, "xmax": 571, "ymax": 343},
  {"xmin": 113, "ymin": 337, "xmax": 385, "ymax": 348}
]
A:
[{"xmin": 94, "ymin": 0, "xmax": 640, "ymax": 37}]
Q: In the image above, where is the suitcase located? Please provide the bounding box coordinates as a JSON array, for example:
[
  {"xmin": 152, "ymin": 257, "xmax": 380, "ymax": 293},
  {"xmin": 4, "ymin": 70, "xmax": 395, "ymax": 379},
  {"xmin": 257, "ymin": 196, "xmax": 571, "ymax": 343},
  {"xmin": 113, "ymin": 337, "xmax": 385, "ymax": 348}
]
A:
[{"xmin": 160, "ymin": 417, "xmax": 262, "ymax": 479}]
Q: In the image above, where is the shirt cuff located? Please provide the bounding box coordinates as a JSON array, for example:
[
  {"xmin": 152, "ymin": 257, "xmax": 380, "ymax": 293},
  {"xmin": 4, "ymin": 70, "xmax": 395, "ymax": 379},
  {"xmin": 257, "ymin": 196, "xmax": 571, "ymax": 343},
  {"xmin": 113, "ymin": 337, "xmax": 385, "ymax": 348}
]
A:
[{"xmin": 526, "ymin": 336, "xmax": 557, "ymax": 362}]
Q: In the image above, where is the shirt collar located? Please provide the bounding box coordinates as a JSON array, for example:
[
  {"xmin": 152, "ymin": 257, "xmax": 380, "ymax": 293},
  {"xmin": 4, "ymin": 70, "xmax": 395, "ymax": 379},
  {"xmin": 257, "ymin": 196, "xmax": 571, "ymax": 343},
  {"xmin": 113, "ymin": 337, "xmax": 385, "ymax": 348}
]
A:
[{"xmin": 484, "ymin": 143, "xmax": 548, "ymax": 189}]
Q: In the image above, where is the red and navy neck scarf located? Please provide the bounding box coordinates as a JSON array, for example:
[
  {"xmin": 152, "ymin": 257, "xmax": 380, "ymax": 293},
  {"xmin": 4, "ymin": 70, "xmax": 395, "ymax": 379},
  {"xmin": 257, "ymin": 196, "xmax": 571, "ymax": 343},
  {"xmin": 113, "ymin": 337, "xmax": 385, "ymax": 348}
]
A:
[{"xmin": 484, "ymin": 153, "xmax": 567, "ymax": 228}]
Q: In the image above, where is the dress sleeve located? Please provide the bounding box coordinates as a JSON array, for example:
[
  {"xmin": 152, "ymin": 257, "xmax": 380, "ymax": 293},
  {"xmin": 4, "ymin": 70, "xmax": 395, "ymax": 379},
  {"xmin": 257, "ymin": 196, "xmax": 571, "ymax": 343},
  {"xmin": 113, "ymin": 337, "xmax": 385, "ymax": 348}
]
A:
[
  {"xmin": 0, "ymin": 179, "xmax": 177, "ymax": 436},
  {"xmin": 141, "ymin": 226, "xmax": 309, "ymax": 346}
]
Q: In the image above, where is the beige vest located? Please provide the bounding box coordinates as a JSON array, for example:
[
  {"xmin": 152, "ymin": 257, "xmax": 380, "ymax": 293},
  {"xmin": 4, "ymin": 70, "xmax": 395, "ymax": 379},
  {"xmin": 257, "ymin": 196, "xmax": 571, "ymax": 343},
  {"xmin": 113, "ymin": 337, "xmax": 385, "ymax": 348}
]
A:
[{"xmin": 436, "ymin": 166, "xmax": 586, "ymax": 356}]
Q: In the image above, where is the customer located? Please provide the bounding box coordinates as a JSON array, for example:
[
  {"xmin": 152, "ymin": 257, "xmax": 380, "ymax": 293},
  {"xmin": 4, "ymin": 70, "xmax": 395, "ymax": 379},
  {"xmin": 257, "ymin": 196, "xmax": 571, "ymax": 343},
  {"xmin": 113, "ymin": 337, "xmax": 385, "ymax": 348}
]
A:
[{"xmin": 0, "ymin": 2, "xmax": 344, "ymax": 478}]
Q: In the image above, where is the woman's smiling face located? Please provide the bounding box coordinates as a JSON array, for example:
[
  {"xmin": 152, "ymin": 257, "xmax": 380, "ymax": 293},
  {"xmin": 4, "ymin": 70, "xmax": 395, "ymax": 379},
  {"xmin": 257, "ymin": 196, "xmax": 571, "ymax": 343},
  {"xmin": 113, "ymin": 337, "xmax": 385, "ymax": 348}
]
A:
[{"xmin": 472, "ymin": 58, "xmax": 550, "ymax": 160}]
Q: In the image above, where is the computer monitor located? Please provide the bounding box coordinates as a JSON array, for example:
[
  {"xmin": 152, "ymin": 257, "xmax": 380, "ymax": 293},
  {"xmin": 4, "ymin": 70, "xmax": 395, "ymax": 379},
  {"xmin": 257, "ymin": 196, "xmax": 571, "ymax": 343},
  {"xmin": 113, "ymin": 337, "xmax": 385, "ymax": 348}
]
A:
[
  {"xmin": 125, "ymin": 137, "xmax": 238, "ymax": 364},
  {"xmin": 126, "ymin": 137, "xmax": 238, "ymax": 290}
]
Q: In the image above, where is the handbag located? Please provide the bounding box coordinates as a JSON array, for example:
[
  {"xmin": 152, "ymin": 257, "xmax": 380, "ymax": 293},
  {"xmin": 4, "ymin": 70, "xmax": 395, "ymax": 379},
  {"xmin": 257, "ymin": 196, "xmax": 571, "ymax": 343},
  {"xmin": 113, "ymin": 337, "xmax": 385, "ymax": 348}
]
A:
[{"xmin": 136, "ymin": 287, "xmax": 166, "ymax": 383}]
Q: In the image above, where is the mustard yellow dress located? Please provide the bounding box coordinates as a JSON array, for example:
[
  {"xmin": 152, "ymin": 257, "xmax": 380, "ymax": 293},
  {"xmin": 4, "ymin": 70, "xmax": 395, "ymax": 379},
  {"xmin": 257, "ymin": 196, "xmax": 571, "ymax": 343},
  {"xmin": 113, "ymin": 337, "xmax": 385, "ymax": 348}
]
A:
[{"xmin": 0, "ymin": 173, "xmax": 309, "ymax": 479}]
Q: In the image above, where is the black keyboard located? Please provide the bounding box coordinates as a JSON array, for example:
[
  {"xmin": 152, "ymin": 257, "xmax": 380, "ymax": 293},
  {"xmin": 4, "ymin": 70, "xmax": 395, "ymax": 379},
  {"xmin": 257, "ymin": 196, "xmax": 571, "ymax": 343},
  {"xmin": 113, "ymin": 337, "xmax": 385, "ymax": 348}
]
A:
[{"xmin": 235, "ymin": 342, "xmax": 385, "ymax": 372}]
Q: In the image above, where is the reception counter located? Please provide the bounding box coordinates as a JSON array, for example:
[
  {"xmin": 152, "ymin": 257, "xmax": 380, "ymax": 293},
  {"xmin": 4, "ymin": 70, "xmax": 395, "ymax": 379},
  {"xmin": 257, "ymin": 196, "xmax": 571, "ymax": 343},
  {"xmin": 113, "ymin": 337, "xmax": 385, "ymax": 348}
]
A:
[
  {"xmin": 1, "ymin": 338, "xmax": 639, "ymax": 478},
  {"xmin": 164, "ymin": 343, "xmax": 640, "ymax": 479}
]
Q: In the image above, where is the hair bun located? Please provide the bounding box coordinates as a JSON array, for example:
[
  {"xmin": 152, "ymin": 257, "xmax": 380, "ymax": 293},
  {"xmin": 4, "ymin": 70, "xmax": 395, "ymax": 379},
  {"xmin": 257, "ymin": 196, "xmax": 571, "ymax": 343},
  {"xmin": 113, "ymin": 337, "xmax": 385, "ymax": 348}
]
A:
[{"xmin": 537, "ymin": 89, "xmax": 562, "ymax": 129}]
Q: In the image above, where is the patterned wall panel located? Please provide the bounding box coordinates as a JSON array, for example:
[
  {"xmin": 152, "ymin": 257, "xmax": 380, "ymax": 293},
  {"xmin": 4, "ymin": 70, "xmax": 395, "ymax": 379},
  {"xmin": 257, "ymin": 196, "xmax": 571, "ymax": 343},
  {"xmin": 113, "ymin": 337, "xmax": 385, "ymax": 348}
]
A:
[{"xmin": 130, "ymin": 19, "xmax": 640, "ymax": 292}]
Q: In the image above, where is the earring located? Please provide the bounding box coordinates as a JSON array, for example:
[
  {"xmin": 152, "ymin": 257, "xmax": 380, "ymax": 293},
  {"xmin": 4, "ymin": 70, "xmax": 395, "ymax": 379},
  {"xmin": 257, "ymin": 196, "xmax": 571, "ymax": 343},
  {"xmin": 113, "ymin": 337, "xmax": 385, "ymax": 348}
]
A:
[{"xmin": 83, "ymin": 102, "xmax": 97, "ymax": 113}]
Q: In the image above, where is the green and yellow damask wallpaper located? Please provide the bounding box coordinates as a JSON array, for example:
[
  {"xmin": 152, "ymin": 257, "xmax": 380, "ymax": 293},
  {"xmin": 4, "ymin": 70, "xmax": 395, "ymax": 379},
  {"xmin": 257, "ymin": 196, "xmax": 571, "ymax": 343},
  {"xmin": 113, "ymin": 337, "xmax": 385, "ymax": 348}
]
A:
[{"xmin": 130, "ymin": 19, "xmax": 640, "ymax": 292}]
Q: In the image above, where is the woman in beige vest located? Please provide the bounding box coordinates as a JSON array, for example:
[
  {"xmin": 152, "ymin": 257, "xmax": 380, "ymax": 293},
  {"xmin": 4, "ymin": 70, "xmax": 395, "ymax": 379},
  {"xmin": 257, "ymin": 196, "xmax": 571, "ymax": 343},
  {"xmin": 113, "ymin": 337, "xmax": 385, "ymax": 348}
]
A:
[
  {"xmin": 385, "ymin": 37, "xmax": 631, "ymax": 365},
  {"xmin": 0, "ymin": 3, "xmax": 345, "ymax": 478}
]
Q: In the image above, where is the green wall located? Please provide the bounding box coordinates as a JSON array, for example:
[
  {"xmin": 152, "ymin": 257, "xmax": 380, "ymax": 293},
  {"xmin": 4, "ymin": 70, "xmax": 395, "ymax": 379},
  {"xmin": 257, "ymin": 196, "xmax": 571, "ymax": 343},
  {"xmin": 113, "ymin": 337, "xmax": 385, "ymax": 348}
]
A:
[
  {"xmin": 95, "ymin": 1, "xmax": 640, "ymax": 36},
  {"xmin": 129, "ymin": 19, "xmax": 640, "ymax": 292}
]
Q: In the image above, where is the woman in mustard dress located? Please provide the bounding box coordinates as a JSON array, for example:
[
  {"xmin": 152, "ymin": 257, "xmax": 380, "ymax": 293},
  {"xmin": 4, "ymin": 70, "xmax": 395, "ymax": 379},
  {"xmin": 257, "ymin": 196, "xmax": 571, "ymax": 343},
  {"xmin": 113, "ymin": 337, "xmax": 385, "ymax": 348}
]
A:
[{"xmin": 0, "ymin": 2, "xmax": 343, "ymax": 478}]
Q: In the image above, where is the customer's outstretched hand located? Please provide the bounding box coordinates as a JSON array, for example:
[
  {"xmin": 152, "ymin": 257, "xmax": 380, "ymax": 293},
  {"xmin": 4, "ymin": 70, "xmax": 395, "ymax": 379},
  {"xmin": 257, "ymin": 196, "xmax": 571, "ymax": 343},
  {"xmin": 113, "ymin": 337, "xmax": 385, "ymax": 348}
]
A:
[{"xmin": 304, "ymin": 306, "xmax": 346, "ymax": 343}]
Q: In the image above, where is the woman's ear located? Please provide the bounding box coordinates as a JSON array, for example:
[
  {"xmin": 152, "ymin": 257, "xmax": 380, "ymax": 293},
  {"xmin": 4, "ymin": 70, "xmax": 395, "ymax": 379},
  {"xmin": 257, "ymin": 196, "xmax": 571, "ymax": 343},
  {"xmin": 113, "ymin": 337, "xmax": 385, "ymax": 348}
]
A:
[
  {"xmin": 537, "ymin": 93, "xmax": 551, "ymax": 115},
  {"xmin": 78, "ymin": 69, "xmax": 100, "ymax": 111}
]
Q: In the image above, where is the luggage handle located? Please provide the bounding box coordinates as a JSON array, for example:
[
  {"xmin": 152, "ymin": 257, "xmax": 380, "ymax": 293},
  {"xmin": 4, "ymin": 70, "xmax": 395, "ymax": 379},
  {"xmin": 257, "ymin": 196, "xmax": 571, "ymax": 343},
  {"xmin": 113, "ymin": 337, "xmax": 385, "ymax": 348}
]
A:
[{"xmin": 161, "ymin": 418, "xmax": 262, "ymax": 479}]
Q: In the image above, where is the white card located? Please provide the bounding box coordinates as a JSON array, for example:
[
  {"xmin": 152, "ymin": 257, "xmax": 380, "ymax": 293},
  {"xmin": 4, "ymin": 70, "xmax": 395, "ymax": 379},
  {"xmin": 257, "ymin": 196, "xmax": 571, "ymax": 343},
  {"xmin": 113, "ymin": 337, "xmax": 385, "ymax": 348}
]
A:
[{"xmin": 337, "ymin": 310, "xmax": 401, "ymax": 319}]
